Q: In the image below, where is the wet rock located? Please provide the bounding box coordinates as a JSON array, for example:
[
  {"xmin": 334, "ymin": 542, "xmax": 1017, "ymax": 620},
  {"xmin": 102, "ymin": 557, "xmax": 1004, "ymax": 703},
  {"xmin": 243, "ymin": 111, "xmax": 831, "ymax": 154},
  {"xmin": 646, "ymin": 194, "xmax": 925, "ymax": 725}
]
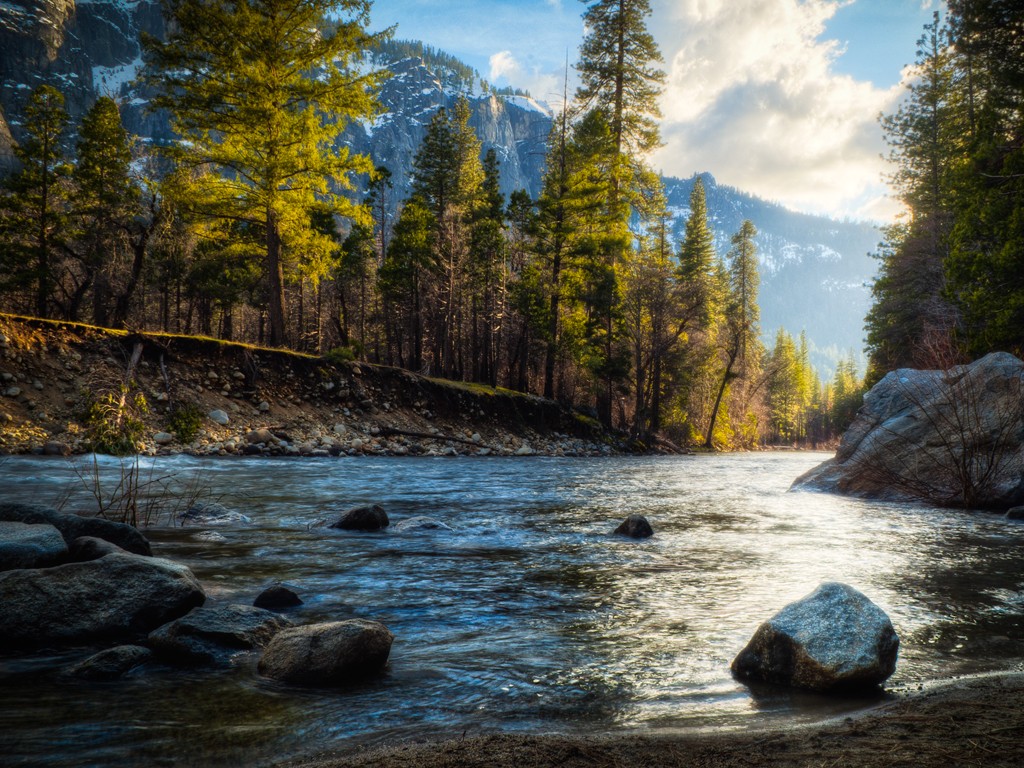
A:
[
  {"xmin": 614, "ymin": 514, "xmax": 654, "ymax": 539},
  {"xmin": 254, "ymin": 584, "xmax": 303, "ymax": 610},
  {"xmin": 393, "ymin": 516, "xmax": 453, "ymax": 533},
  {"xmin": 177, "ymin": 502, "xmax": 251, "ymax": 526},
  {"xmin": 193, "ymin": 530, "xmax": 228, "ymax": 543},
  {"xmin": 0, "ymin": 552, "xmax": 205, "ymax": 648},
  {"xmin": 0, "ymin": 521, "xmax": 67, "ymax": 570},
  {"xmin": 258, "ymin": 619, "xmax": 393, "ymax": 686},
  {"xmin": 149, "ymin": 604, "xmax": 292, "ymax": 666},
  {"xmin": 208, "ymin": 409, "xmax": 230, "ymax": 426},
  {"xmin": 68, "ymin": 535, "xmax": 126, "ymax": 562},
  {"xmin": 0, "ymin": 503, "xmax": 151, "ymax": 556},
  {"xmin": 731, "ymin": 582, "xmax": 899, "ymax": 692},
  {"xmin": 66, "ymin": 645, "xmax": 152, "ymax": 680},
  {"xmin": 1005, "ymin": 506, "xmax": 1024, "ymax": 520},
  {"xmin": 329, "ymin": 504, "xmax": 389, "ymax": 532}
]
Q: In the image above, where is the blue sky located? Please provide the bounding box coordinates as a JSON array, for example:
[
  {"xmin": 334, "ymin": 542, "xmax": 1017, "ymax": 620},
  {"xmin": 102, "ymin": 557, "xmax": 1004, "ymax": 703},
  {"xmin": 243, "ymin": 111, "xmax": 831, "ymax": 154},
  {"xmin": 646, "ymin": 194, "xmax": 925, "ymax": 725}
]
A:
[{"xmin": 369, "ymin": 1, "xmax": 943, "ymax": 221}]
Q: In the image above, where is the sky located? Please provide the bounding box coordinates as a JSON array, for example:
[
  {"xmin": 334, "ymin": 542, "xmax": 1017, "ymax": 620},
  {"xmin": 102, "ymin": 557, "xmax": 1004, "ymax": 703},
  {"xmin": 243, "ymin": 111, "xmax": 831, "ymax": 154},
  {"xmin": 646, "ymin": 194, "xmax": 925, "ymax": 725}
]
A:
[{"xmin": 368, "ymin": 0, "xmax": 943, "ymax": 223}]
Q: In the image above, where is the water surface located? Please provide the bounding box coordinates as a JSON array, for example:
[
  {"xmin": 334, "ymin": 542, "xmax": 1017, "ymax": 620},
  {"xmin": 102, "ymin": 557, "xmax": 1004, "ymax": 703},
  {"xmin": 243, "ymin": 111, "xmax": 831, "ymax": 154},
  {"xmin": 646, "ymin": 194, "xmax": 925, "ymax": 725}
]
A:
[{"xmin": 1, "ymin": 452, "xmax": 1022, "ymax": 767}]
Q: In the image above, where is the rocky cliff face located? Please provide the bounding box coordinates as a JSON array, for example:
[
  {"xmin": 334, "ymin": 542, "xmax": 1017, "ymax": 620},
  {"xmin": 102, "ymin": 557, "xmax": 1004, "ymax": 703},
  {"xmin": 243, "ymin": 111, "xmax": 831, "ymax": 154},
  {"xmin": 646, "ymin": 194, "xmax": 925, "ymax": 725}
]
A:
[{"xmin": 341, "ymin": 55, "xmax": 551, "ymax": 203}]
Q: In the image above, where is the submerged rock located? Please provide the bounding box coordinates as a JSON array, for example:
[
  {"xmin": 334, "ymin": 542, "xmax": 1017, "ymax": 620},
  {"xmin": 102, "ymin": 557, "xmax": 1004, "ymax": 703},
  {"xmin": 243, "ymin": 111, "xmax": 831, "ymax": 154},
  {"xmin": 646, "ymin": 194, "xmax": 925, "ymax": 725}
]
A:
[
  {"xmin": 614, "ymin": 514, "xmax": 654, "ymax": 539},
  {"xmin": 258, "ymin": 619, "xmax": 393, "ymax": 686},
  {"xmin": 393, "ymin": 516, "xmax": 453, "ymax": 533},
  {"xmin": 178, "ymin": 502, "xmax": 251, "ymax": 526},
  {"xmin": 149, "ymin": 604, "xmax": 292, "ymax": 666},
  {"xmin": 67, "ymin": 645, "xmax": 152, "ymax": 680},
  {"xmin": 0, "ymin": 552, "xmax": 205, "ymax": 648},
  {"xmin": 0, "ymin": 521, "xmax": 67, "ymax": 570},
  {"xmin": 329, "ymin": 504, "xmax": 389, "ymax": 532},
  {"xmin": 731, "ymin": 582, "xmax": 899, "ymax": 692},
  {"xmin": 793, "ymin": 352, "xmax": 1024, "ymax": 508}
]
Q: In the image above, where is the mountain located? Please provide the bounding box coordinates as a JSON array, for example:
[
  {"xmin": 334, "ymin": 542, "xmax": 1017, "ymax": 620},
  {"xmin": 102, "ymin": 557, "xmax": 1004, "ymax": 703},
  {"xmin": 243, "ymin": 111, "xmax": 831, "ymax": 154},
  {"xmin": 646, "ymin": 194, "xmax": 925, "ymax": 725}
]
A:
[{"xmin": 0, "ymin": 1, "xmax": 878, "ymax": 374}]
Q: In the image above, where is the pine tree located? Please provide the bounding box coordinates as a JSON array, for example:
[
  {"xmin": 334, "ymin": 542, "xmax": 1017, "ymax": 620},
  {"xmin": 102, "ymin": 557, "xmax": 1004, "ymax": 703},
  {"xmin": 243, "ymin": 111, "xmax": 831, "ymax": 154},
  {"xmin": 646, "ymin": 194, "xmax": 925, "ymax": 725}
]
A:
[
  {"xmin": 705, "ymin": 220, "xmax": 760, "ymax": 448},
  {"xmin": 575, "ymin": 0, "xmax": 665, "ymax": 158},
  {"xmin": 144, "ymin": 0, "xmax": 385, "ymax": 347},
  {"xmin": 0, "ymin": 85, "xmax": 71, "ymax": 318},
  {"xmin": 72, "ymin": 96, "xmax": 144, "ymax": 327}
]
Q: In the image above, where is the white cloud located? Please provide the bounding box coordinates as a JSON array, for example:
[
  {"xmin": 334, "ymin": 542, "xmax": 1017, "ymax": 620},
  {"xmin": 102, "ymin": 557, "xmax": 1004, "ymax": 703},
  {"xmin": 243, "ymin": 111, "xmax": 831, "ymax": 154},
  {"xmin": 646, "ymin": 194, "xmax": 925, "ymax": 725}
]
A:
[
  {"xmin": 650, "ymin": 0, "xmax": 907, "ymax": 221},
  {"xmin": 488, "ymin": 49, "xmax": 564, "ymax": 107}
]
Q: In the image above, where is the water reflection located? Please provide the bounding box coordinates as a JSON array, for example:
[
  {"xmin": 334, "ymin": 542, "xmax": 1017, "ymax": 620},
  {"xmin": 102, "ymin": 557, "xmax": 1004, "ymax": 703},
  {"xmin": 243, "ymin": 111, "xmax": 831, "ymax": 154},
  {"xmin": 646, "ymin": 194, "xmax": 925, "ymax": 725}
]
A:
[{"xmin": 1, "ymin": 452, "xmax": 1023, "ymax": 766}]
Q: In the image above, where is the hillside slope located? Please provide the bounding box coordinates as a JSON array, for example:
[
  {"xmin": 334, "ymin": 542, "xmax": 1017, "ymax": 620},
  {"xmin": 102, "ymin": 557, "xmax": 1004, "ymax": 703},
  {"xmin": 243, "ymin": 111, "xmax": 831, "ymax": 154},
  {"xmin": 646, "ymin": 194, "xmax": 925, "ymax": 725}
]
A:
[{"xmin": 0, "ymin": 315, "xmax": 622, "ymax": 457}]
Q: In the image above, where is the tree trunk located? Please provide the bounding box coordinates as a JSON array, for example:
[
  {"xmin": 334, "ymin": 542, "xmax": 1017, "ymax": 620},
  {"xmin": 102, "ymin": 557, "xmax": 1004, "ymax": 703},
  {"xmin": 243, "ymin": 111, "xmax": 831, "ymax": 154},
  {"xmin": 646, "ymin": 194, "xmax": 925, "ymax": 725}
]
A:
[{"xmin": 266, "ymin": 209, "xmax": 287, "ymax": 347}]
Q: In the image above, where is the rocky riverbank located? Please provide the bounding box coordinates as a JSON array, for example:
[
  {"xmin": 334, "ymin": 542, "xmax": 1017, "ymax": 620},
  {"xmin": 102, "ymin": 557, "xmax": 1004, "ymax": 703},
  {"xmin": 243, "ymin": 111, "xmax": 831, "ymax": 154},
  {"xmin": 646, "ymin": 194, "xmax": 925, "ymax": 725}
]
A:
[{"xmin": 0, "ymin": 314, "xmax": 636, "ymax": 458}]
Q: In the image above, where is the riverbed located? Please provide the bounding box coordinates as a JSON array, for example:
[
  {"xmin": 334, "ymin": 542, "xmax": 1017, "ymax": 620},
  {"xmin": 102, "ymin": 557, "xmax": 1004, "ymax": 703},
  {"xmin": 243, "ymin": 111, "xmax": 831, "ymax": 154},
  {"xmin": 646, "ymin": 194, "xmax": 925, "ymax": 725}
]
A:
[{"xmin": 2, "ymin": 452, "xmax": 1023, "ymax": 767}]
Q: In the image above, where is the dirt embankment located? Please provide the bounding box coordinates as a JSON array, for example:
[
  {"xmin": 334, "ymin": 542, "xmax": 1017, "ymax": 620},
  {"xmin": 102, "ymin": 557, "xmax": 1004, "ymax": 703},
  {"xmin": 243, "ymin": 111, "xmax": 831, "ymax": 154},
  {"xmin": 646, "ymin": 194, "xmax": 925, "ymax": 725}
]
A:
[
  {"xmin": 0, "ymin": 314, "xmax": 626, "ymax": 457},
  {"xmin": 282, "ymin": 672, "xmax": 1024, "ymax": 768}
]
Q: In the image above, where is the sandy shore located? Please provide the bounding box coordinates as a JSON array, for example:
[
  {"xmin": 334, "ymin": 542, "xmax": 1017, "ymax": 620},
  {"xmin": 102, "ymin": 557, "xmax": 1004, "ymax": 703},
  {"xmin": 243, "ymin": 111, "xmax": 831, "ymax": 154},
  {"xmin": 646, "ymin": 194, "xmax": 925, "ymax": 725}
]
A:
[{"xmin": 280, "ymin": 672, "xmax": 1024, "ymax": 768}]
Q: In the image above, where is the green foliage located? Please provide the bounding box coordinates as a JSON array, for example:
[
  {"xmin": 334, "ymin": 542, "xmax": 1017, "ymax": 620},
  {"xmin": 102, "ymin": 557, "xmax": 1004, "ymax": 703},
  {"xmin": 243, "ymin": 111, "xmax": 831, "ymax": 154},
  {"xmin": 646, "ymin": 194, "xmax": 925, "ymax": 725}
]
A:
[
  {"xmin": 324, "ymin": 345, "xmax": 357, "ymax": 363},
  {"xmin": 166, "ymin": 401, "xmax": 203, "ymax": 444},
  {"xmin": 0, "ymin": 85, "xmax": 71, "ymax": 317},
  {"xmin": 144, "ymin": 0, "xmax": 386, "ymax": 346},
  {"xmin": 82, "ymin": 386, "xmax": 149, "ymax": 456}
]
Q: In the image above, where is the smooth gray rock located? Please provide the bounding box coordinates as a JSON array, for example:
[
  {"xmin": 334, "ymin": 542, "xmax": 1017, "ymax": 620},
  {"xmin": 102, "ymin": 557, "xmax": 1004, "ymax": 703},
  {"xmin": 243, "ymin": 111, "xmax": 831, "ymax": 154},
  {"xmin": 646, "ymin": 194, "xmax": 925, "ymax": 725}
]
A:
[
  {"xmin": 731, "ymin": 582, "xmax": 899, "ymax": 692},
  {"xmin": 329, "ymin": 504, "xmax": 389, "ymax": 532},
  {"xmin": 0, "ymin": 503, "xmax": 152, "ymax": 555},
  {"xmin": 254, "ymin": 584, "xmax": 303, "ymax": 610},
  {"xmin": 793, "ymin": 353, "xmax": 1024, "ymax": 508},
  {"xmin": 0, "ymin": 552, "xmax": 205, "ymax": 648},
  {"xmin": 208, "ymin": 409, "xmax": 230, "ymax": 425},
  {"xmin": 258, "ymin": 619, "xmax": 393, "ymax": 686},
  {"xmin": 393, "ymin": 516, "xmax": 453, "ymax": 533},
  {"xmin": 149, "ymin": 604, "xmax": 292, "ymax": 666},
  {"xmin": 0, "ymin": 521, "xmax": 67, "ymax": 570},
  {"xmin": 614, "ymin": 514, "xmax": 654, "ymax": 539},
  {"xmin": 66, "ymin": 645, "xmax": 152, "ymax": 680},
  {"xmin": 67, "ymin": 535, "xmax": 126, "ymax": 562}
]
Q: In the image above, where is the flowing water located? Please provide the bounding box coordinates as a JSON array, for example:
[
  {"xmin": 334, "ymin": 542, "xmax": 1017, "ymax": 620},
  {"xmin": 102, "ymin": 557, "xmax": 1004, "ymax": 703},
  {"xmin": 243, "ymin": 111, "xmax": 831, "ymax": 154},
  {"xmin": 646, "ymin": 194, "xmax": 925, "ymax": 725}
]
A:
[{"xmin": 2, "ymin": 452, "xmax": 1023, "ymax": 767}]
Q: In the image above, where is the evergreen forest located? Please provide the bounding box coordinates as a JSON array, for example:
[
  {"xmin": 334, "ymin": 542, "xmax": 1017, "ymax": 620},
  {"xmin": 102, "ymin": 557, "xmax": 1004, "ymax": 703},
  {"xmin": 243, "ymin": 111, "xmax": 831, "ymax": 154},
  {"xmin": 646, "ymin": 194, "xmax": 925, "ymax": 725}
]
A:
[{"xmin": 0, "ymin": 0, "xmax": 1019, "ymax": 449}]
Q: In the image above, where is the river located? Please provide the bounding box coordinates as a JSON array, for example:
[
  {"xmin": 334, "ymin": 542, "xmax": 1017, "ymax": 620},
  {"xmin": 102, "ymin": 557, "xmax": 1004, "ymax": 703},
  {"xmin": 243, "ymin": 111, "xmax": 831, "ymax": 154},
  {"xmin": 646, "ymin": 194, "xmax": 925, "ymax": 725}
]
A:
[{"xmin": 1, "ymin": 452, "xmax": 1023, "ymax": 767}]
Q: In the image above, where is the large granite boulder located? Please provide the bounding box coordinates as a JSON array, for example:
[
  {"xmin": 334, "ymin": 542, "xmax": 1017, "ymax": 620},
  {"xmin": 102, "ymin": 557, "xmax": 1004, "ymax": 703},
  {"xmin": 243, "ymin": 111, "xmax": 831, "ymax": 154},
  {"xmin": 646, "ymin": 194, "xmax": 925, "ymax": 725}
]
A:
[
  {"xmin": 0, "ymin": 503, "xmax": 152, "ymax": 555},
  {"xmin": 329, "ymin": 504, "xmax": 389, "ymax": 532},
  {"xmin": 0, "ymin": 552, "xmax": 205, "ymax": 648},
  {"xmin": 731, "ymin": 582, "xmax": 899, "ymax": 692},
  {"xmin": 257, "ymin": 619, "xmax": 393, "ymax": 686},
  {"xmin": 149, "ymin": 604, "xmax": 292, "ymax": 665},
  {"xmin": 0, "ymin": 521, "xmax": 67, "ymax": 570},
  {"xmin": 793, "ymin": 353, "xmax": 1024, "ymax": 508}
]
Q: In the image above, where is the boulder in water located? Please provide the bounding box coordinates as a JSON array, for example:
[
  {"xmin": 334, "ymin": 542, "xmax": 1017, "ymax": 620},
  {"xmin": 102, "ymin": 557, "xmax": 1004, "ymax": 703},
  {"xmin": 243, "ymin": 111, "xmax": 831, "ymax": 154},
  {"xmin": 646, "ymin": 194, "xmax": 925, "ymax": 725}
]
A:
[
  {"xmin": 0, "ymin": 521, "xmax": 67, "ymax": 570},
  {"xmin": 257, "ymin": 619, "xmax": 393, "ymax": 686},
  {"xmin": 793, "ymin": 353, "xmax": 1024, "ymax": 508},
  {"xmin": 731, "ymin": 582, "xmax": 899, "ymax": 691},
  {"xmin": 149, "ymin": 604, "xmax": 292, "ymax": 665},
  {"xmin": 0, "ymin": 552, "xmax": 205, "ymax": 648},
  {"xmin": 254, "ymin": 583, "xmax": 303, "ymax": 610},
  {"xmin": 177, "ymin": 502, "xmax": 251, "ymax": 526},
  {"xmin": 0, "ymin": 503, "xmax": 151, "ymax": 555},
  {"xmin": 614, "ymin": 514, "xmax": 654, "ymax": 538},
  {"xmin": 329, "ymin": 504, "xmax": 389, "ymax": 532}
]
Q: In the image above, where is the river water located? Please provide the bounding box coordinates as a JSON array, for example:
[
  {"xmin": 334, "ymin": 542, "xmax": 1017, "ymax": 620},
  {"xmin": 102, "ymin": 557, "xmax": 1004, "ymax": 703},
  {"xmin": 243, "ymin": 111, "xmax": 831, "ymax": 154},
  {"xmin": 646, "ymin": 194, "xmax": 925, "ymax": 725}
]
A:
[{"xmin": 2, "ymin": 452, "xmax": 1023, "ymax": 767}]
